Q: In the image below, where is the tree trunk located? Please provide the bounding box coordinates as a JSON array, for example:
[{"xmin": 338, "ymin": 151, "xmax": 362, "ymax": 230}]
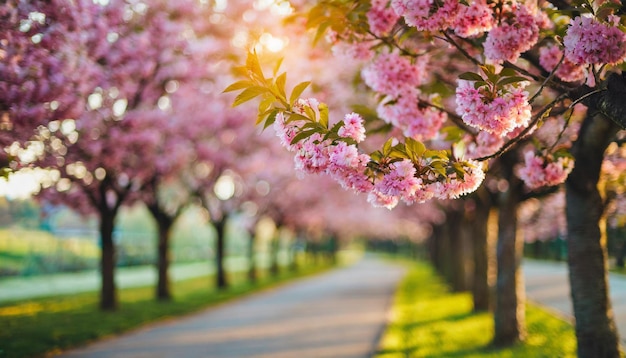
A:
[
  {"xmin": 470, "ymin": 188, "xmax": 494, "ymax": 312},
  {"xmin": 214, "ymin": 216, "xmax": 228, "ymax": 289},
  {"xmin": 248, "ymin": 231, "xmax": 257, "ymax": 284},
  {"xmin": 493, "ymin": 151, "xmax": 525, "ymax": 346},
  {"xmin": 99, "ymin": 210, "xmax": 117, "ymax": 311},
  {"xmin": 566, "ymin": 108, "xmax": 620, "ymax": 357},
  {"xmin": 270, "ymin": 236, "xmax": 279, "ymax": 277},
  {"xmin": 616, "ymin": 237, "xmax": 626, "ymax": 268},
  {"xmin": 429, "ymin": 224, "xmax": 445, "ymax": 274},
  {"xmin": 156, "ymin": 217, "xmax": 174, "ymax": 301},
  {"xmin": 446, "ymin": 204, "xmax": 469, "ymax": 292}
]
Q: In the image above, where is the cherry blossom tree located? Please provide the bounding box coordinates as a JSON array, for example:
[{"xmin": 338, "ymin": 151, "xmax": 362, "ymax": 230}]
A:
[
  {"xmin": 230, "ymin": 1, "xmax": 626, "ymax": 355},
  {"xmin": 1, "ymin": 0, "xmax": 104, "ymax": 172},
  {"xmin": 32, "ymin": 0, "xmax": 205, "ymax": 310}
]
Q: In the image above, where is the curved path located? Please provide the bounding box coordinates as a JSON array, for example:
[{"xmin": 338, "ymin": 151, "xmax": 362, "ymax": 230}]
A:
[
  {"xmin": 524, "ymin": 259, "xmax": 626, "ymax": 346},
  {"xmin": 59, "ymin": 257, "xmax": 407, "ymax": 358}
]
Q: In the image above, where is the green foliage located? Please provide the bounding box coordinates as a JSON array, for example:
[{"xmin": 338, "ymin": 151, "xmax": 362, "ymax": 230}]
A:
[
  {"xmin": 0, "ymin": 263, "xmax": 335, "ymax": 358},
  {"xmin": 460, "ymin": 66, "xmax": 528, "ymax": 97},
  {"xmin": 375, "ymin": 261, "xmax": 577, "ymax": 358}
]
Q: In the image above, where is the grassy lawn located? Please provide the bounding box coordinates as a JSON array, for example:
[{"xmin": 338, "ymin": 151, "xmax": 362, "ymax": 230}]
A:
[
  {"xmin": 0, "ymin": 261, "xmax": 338, "ymax": 358},
  {"xmin": 375, "ymin": 261, "xmax": 577, "ymax": 358}
]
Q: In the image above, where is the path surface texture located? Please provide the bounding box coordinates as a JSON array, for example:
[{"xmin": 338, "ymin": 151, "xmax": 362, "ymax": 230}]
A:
[
  {"xmin": 59, "ymin": 257, "xmax": 407, "ymax": 358},
  {"xmin": 524, "ymin": 259, "xmax": 626, "ymax": 346}
]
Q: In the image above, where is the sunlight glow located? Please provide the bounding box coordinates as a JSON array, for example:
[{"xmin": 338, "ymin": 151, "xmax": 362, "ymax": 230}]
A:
[
  {"xmin": 260, "ymin": 33, "xmax": 287, "ymax": 53},
  {"xmin": 0, "ymin": 168, "xmax": 59, "ymax": 199},
  {"xmin": 214, "ymin": 174, "xmax": 235, "ymax": 201}
]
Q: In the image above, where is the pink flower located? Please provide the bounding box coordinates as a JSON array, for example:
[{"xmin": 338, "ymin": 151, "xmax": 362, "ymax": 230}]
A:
[
  {"xmin": 563, "ymin": 16, "xmax": 626, "ymax": 66},
  {"xmin": 483, "ymin": 4, "xmax": 539, "ymax": 63},
  {"xmin": 328, "ymin": 141, "xmax": 361, "ymax": 169},
  {"xmin": 367, "ymin": 0, "xmax": 400, "ymax": 36},
  {"xmin": 361, "ymin": 52, "xmax": 428, "ymax": 98},
  {"xmin": 377, "ymin": 90, "xmax": 445, "ymax": 141},
  {"xmin": 539, "ymin": 44, "xmax": 585, "ymax": 82},
  {"xmin": 455, "ymin": 80, "xmax": 531, "ymax": 136},
  {"xmin": 391, "ymin": 0, "xmax": 459, "ymax": 32},
  {"xmin": 294, "ymin": 133, "xmax": 330, "ymax": 175},
  {"xmin": 367, "ymin": 190, "xmax": 399, "ymax": 209},
  {"xmin": 273, "ymin": 112, "xmax": 299, "ymax": 151},
  {"xmin": 374, "ymin": 159, "xmax": 421, "ymax": 203},
  {"xmin": 466, "ymin": 131, "xmax": 504, "ymax": 159},
  {"xmin": 433, "ymin": 160, "xmax": 485, "ymax": 199},
  {"xmin": 518, "ymin": 151, "xmax": 574, "ymax": 189},
  {"xmin": 454, "ymin": 0, "xmax": 494, "ymax": 38},
  {"xmin": 338, "ymin": 112, "xmax": 366, "ymax": 143}
]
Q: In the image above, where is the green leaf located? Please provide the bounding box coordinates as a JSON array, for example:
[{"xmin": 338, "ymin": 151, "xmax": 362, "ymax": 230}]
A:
[
  {"xmin": 458, "ymin": 72, "xmax": 484, "ymax": 82},
  {"xmin": 263, "ymin": 110, "xmax": 279, "ymax": 130},
  {"xmin": 223, "ymin": 80, "xmax": 255, "ymax": 93},
  {"xmin": 233, "ymin": 86, "xmax": 267, "ymax": 107},
  {"xmin": 382, "ymin": 137, "xmax": 394, "ymax": 156},
  {"xmin": 246, "ymin": 51, "xmax": 265, "ymax": 81},
  {"xmin": 313, "ymin": 21, "xmax": 332, "ymax": 46},
  {"xmin": 319, "ymin": 103, "xmax": 329, "ymax": 129},
  {"xmin": 497, "ymin": 76, "xmax": 529, "ymax": 87},
  {"xmin": 405, "ymin": 138, "xmax": 426, "ymax": 157},
  {"xmin": 285, "ymin": 112, "xmax": 310, "ymax": 123},
  {"xmin": 276, "ymin": 72, "xmax": 287, "ymax": 98},
  {"xmin": 290, "ymin": 81, "xmax": 311, "ymax": 105},
  {"xmin": 273, "ymin": 58, "xmax": 284, "ymax": 76},
  {"xmin": 290, "ymin": 129, "xmax": 318, "ymax": 145},
  {"xmin": 499, "ymin": 68, "xmax": 518, "ymax": 77},
  {"xmin": 258, "ymin": 95, "xmax": 275, "ymax": 114},
  {"xmin": 441, "ymin": 126, "xmax": 465, "ymax": 142}
]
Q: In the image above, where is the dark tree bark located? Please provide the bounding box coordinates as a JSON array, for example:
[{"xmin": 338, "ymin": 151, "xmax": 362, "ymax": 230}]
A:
[
  {"xmin": 566, "ymin": 76, "xmax": 622, "ymax": 357},
  {"xmin": 429, "ymin": 223, "xmax": 445, "ymax": 274},
  {"xmin": 469, "ymin": 187, "xmax": 494, "ymax": 312},
  {"xmin": 269, "ymin": 235, "xmax": 279, "ymax": 276},
  {"xmin": 99, "ymin": 209, "xmax": 117, "ymax": 311},
  {"xmin": 214, "ymin": 215, "xmax": 228, "ymax": 289},
  {"xmin": 493, "ymin": 150, "xmax": 526, "ymax": 346},
  {"xmin": 447, "ymin": 205, "xmax": 469, "ymax": 292},
  {"xmin": 155, "ymin": 215, "xmax": 174, "ymax": 300},
  {"xmin": 248, "ymin": 230, "xmax": 257, "ymax": 284},
  {"xmin": 616, "ymin": 238, "xmax": 626, "ymax": 268}
]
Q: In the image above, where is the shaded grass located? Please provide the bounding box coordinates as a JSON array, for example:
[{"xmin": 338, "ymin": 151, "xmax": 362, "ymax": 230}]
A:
[
  {"xmin": 375, "ymin": 261, "xmax": 577, "ymax": 358},
  {"xmin": 0, "ymin": 262, "xmax": 336, "ymax": 358}
]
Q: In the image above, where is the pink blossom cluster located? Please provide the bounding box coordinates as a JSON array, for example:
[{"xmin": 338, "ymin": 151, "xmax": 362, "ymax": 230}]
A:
[
  {"xmin": 563, "ymin": 16, "xmax": 626, "ymax": 66},
  {"xmin": 275, "ymin": 98, "xmax": 484, "ymax": 209},
  {"xmin": 539, "ymin": 44, "xmax": 585, "ymax": 82},
  {"xmin": 465, "ymin": 131, "xmax": 504, "ymax": 159},
  {"xmin": 455, "ymin": 79, "xmax": 531, "ymax": 136},
  {"xmin": 326, "ymin": 30, "xmax": 375, "ymax": 61},
  {"xmin": 366, "ymin": 158, "xmax": 485, "ymax": 209},
  {"xmin": 275, "ymin": 99, "xmax": 372, "ymax": 191},
  {"xmin": 367, "ymin": 0, "xmax": 400, "ymax": 36},
  {"xmin": 377, "ymin": 90, "xmax": 446, "ymax": 140},
  {"xmin": 518, "ymin": 151, "xmax": 574, "ymax": 189},
  {"xmin": 361, "ymin": 52, "xmax": 428, "ymax": 98},
  {"xmin": 453, "ymin": 0, "xmax": 495, "ymax": 38},
  {"xmin": 483, "ymin": 4, "xmax": 539, "ymax": 63},
  {"xmin": 338, "ymin": 112, "xmax": 366, "ymax": 142},
  {"xmin": 367, "ymin": 159, "xmax": 485, "ymax": 209},
  {"xmin": 330, "ymin": 40, "xmax": 375, "ymax": 61},
  {"xmin": 390, "ymin": 0, "xmax": 458, "ymax": 32}
]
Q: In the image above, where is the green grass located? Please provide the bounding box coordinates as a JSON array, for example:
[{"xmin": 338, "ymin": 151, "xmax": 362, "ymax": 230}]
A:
[
  {"xmin": 0, "ymin": 262, "xmax": 337, "ymax": 358},
  {"xmin": 375, "ymin": 261, "xmax": 577, "ymax": 358}
]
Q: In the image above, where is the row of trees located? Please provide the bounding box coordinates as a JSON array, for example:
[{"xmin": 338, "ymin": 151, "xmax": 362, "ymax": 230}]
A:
[
  {"xmin": 2, "ymin": 0, "xmax": 425, "ymax": 314},
  {"xmin": 229, "ymin": 1, "xmax": 626, "ymax": 357}
]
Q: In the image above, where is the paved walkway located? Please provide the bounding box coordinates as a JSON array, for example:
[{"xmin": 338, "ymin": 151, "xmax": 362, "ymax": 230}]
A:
[
  {"xmin": 58, "ymin": 257, "xmax": 407, "ymax": 358},
  {"xmin": 524, "ymin": 259, "xmax": 626, "ymax": 345}
]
